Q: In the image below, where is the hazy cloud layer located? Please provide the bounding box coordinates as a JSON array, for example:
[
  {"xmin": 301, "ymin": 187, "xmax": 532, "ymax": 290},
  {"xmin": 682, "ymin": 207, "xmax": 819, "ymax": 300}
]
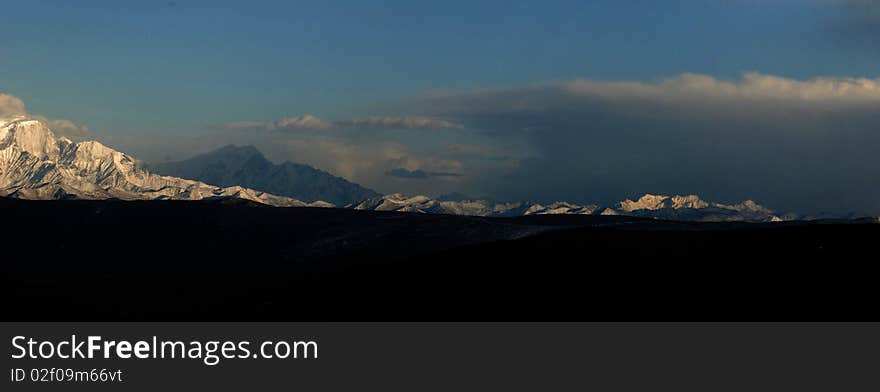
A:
[
  {"xmin": 212, "ymin": 113, "xmax": 471, "ymax": 192},
  {"xmin": 106, "ymin": 127, "xmax": 473, "ymax": 197},
  {"xmin": 0, "ymin": 93, "xmax": 27, "ymax": 116},
  {"xmin": 334, "ymin": 116, "xmax": 463, "ymax": 130},
  {"xmin": 419, "ymin": 72, "xmax": 880, "ymax": 215},
  {"xmin": 563, "ymin": 72, "xmax": 880, "ymax": 102},
  {"xmin": 386, "ymin": 168, "xmax": 463, "ymax": 179},
  {"xmin": 30, "ymin": 116, "xmax": 90, "ymax": 138},
  {"xmin": 224, "ymin": 115, "xmax": 463, "ymax": 132},
  {"xmin": 426, "ymin": 72, "xmax": 880, "ymax": 114},
  {"xmin": 0, "ymin": 93, "xmax": 90, "ymax": 137}
]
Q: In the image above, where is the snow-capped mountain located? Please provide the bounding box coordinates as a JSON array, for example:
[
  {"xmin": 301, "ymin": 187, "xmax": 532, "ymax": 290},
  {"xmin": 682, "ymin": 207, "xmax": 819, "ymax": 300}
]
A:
[
  {"xmin": 150, "ymin": 145, "xmax": 379, "ymax": 206},
  {"xmin": 351, "ymin": 193, "xmax": 447, "ymax": 213},
  {"xmin": 353, "ymin": 194, "xmax": 604, "ymax": 217},
  {"xmin": 609, "ymin": 194, "xmax": 782, "ymax": 221},
  {"xmin": 0, "ymin": 116, "xmax": 330, "ymax": 207},
  {"xmin": 353, "ymin": 193, "xmax": 789, "ymax": 222},
  {"xmin": 0, "ymin": 116, "xmax": 795, "ymax": 221}
]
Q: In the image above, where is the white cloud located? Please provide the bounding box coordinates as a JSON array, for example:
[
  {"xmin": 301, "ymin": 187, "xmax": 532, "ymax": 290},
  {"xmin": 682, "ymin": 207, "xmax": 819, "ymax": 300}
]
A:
[
  {"xmin": 416, "ymin": 72, "xmax": 880, "ymax": 214},
  {"xmin": 272, "ymin": 136, "xmax": 466, "ymax": 193},
  {"xmin": 562, "ymin": 72, "xmax": 880, "ymax": 102},
  {"xmin": 0, "ymin": 92, "xmax": 89, "ymax": 137},
  {"xmin": 333, "ymin": 116, "xmax": 463, "ymax": 130},
  {"xmin": 425, "ymin": 72, "xmax": 880, "ymax": 118},
  {"xmin": 270, "ymin": 115, "xmax": 333, "ymax": 131},
  {"xmin": 384, "ymin": 154, "xmax": 463, "ymax": 176},
  {"xmin": 0, "ymin": 93, "xmax": 27, "ymax": 116},
  {"xmin": 32, "ymin": 116, "xmax": 90, "ymax": 137},
  {"xmin": 224, "ymin": 114, "xmax": 463, "ymax": 132}
]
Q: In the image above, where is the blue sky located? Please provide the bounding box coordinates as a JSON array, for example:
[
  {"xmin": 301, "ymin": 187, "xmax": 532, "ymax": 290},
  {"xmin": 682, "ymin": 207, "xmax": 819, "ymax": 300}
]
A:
[
  {"xmin": 2, "ymin": 0, "xmax": 880, "ymax": 213},
  {"xmin": 1, "ymin": 0, "xmax": 870, "ymax": 132}
]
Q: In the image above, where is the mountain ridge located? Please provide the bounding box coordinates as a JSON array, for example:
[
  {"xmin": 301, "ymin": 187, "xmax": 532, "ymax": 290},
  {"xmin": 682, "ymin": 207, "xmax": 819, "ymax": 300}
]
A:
[
  {"xmin": 149, "ymin": 144, "xmax": 379, "ymax": 206},
  {"xmin": 1, "ymin": 116, "xmax": 816, "ymax": 222},
  {"xmin": 0, "ymin": 116, "xmax": 330, "ymax": 207},
  {"xmin": 353, "ymin": 192, "xmax": 792, "ymax": 222}
]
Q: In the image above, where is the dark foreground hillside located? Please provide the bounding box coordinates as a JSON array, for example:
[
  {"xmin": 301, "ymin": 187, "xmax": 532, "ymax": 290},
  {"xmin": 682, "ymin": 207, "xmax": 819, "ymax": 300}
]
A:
[{"xmin": 1, "ymin": 198, "xmax": 877, "ymax": 321}]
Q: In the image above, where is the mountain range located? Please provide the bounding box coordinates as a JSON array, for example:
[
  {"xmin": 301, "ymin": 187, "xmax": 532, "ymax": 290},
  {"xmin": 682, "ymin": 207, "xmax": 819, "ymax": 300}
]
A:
[
  {"xmin": 149, "ymin": 144, "xmax": 379, "ymax": 206},
  {"xmin": 1, "ymin": 116, "xmax": 798, "ymax": 222},
  {"xmin": 0, "ymin": 116, "xmax": 329, "ymax": 207},
  {"xmin": 351, "ymin": 193, "xmax": 790, "ymax": 222}
]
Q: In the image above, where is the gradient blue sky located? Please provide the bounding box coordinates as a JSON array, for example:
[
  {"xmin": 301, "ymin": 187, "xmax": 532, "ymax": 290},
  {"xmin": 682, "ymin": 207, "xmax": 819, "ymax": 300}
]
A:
[
  {"xmin": 1, "ymin": 0, "xmax": 870, "ymax": 132},
  {"xmin": 2, "ymin": 0, "xmax": 879, "ymax": 213}
]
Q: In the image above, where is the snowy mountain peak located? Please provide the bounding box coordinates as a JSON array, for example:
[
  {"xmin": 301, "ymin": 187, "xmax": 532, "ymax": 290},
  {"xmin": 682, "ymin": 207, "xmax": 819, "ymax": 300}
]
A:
[
  {"xmin": 728, "ymin": 200, "xmax": 771, "ymax": 213},
  {"xmin": 354, "ymin": 194, "xmax": 607, "ymax": 218},
  {"xmin": 618, "ymin": 194, "xmax": 672, "ymax": 211},
  {"xmin": 75, "ymin": 140, "xmax": 130, "ymax": 163},
  {"xmin": 618, "ymin": 194, "xmax": 713, "ymax": 211},
  {"xmin": 387, "ymin": 193, "xmax": 433, "ymax": 203},
  {"xmin": 0, "ymin": 117, "xmax": 65, "ymax": 160},
  {"xmin": 670, "ymin": 194, "xmax": 710, "ymax": 209},
  {"xmin": 0, "ymin": 116, "xmax": 327, "ymax": 207},
  {"xmin": 352, "ymin": 193, "xmax": 444, "ymax": 213},
  {"xmin": 353, "ymin": 192, "xmax": 785, "ymax": 222}
]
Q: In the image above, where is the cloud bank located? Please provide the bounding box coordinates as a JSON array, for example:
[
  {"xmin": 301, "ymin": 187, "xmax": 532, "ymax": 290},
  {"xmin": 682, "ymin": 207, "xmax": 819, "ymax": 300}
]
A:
[
  {"xmin": 225, "ymin": 115, "xmax": 463, "ymax": 132},
  {"xmin": 563, "ymin": 72, "xmax": 880, "ymax": 102},
  {"xmin": 419, "ymin": 72, "xmax": 880, "ymax": 215},
  {"xmin": 0, "ymin": 93, "xmax": 27, "ymax": 116},
  {"xmin": 385, "ymin": 168, "xmax": 463, "ymax": 179}
]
